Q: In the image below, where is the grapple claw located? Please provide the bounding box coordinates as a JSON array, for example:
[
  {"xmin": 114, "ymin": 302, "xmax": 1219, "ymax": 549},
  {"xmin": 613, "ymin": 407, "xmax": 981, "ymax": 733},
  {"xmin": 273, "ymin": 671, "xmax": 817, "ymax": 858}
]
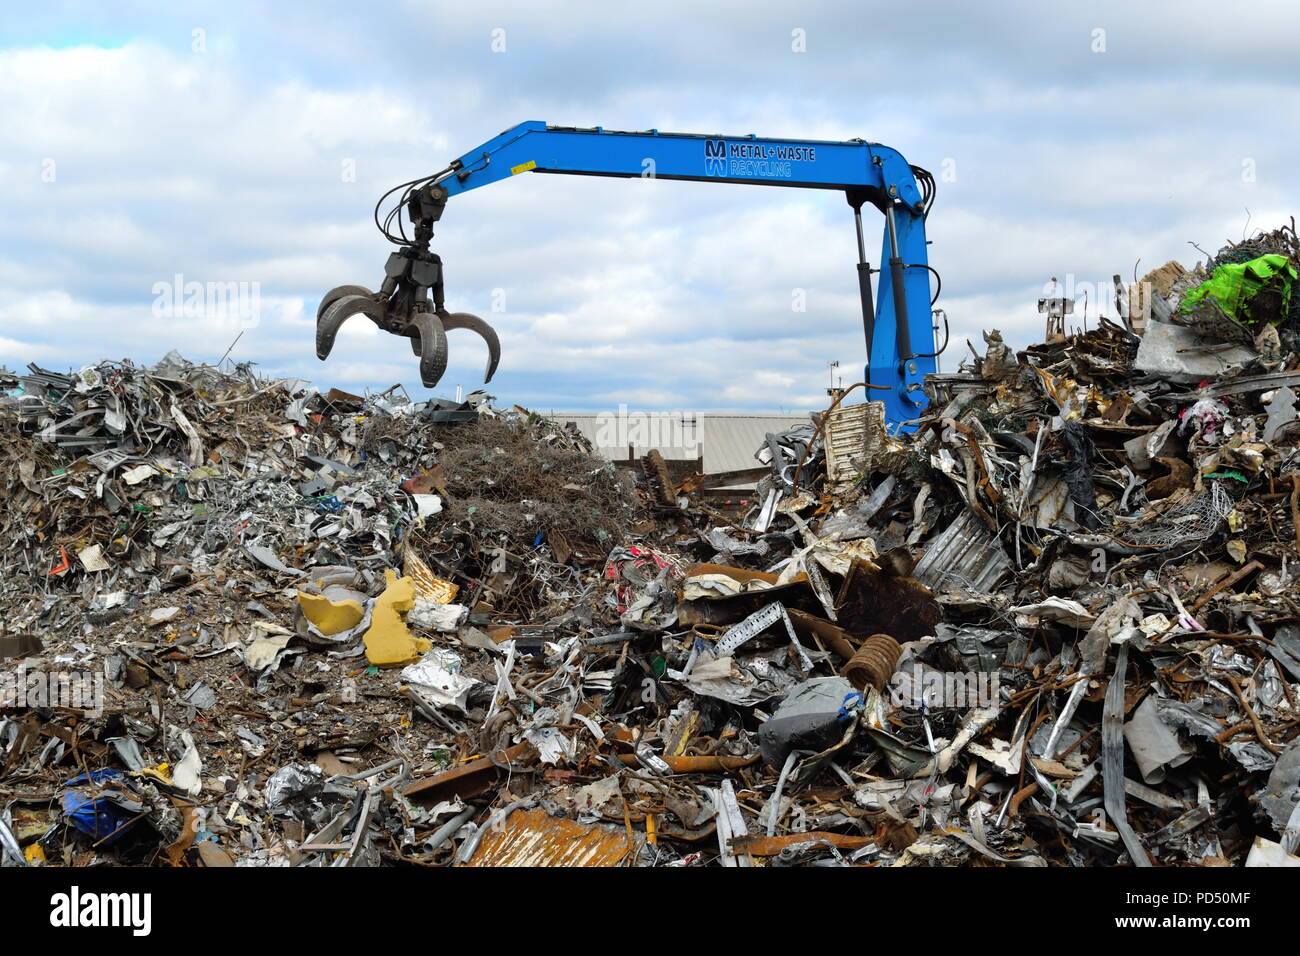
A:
[
  {"xmin": 317, "ymin": 294, "xmax": 382, "ymax": 360},
  {"xmin": 316, "ymin": 180, "xmax": 499, "ymax": 388},
  {"xmin": 411, "ymin": 311, "xmax": 449, "ymax": 387},
  {"xmin": 317, "ymin": 284, "xmax": 374, "ymax": 322},
  {"xmin": 440, "ymin": 312, "xmax": 501, "ymax": 383}
]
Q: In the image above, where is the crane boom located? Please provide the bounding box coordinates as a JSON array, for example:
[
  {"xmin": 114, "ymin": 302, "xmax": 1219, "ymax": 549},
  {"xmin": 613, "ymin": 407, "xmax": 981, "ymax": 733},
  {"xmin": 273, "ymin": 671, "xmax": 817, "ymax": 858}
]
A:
[{"xmin": 316, "ymin": 121, "xmax": 942, "ymax": 430}]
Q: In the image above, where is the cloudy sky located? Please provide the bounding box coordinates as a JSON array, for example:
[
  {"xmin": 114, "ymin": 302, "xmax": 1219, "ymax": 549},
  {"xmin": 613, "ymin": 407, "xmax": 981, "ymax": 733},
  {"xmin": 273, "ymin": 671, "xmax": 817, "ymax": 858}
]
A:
[{"xmin": 3, "ymin": 1, "xmax": 1297, "ymax": 412}]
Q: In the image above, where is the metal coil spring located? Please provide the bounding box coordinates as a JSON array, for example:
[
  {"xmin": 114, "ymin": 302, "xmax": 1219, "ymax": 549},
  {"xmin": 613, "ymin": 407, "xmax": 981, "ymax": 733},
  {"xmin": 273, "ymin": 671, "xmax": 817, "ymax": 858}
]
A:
[{"xmin": 843, "ymin": 633, "xmax": 902, "ymax": 691}]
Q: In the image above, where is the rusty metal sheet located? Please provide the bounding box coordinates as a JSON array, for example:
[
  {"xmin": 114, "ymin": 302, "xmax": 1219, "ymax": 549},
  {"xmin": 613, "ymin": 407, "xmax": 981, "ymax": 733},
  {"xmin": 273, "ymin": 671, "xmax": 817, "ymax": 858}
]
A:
[
  {"xmin": 836, "ymin": 560, "xmax": 941, "ymax": 645},
  {"xmin": 402, "ymin": 742, "xmax": 532, "ymax": 805},
  {"xmin": 786, "ymin": 607, "xmax": 857, "ymax": 660},
  {"xmin": 0, "ymin": 633, "xmax": 42, "ymax": 660},
  {"xmin": 462, "ymin": 808, "xmax": 631, "ymax": 867}
]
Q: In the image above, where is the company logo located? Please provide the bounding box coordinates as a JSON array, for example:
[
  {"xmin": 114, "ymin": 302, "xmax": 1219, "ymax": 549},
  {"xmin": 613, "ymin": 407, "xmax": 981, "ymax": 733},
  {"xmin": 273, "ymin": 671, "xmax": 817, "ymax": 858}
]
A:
[
  {"xmin": 704, "ymin": 139, "xmax": 814, "ymax": 179},
  {"xmin": 704, "ymin": 139, "xmax": 726, "ymax": 176}
]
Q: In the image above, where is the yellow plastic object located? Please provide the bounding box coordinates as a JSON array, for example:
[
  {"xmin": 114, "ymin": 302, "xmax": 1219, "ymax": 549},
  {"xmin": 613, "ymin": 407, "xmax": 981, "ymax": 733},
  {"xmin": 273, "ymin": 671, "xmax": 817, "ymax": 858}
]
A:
[
  {"xmin": 362, "ymin": 570, "xmax": 430, "ymax": 667},
  {"xmin": 297, "ymin": 590, "xmax": 364, "ymax": 635}
]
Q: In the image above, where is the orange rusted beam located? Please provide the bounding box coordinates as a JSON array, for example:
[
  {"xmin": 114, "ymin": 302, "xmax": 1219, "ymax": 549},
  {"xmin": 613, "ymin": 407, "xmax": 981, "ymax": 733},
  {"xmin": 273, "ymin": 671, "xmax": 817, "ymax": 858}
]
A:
[{"xmin": 729, "ymin": 831, "xmax": 876, "ymax": 856}]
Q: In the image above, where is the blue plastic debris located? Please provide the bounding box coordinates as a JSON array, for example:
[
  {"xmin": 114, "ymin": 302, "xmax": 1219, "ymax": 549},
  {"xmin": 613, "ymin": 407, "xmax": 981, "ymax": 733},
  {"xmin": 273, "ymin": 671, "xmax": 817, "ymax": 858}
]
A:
[{"xmin": 60, "ymin": 769, "xmax": 141, "ymax": 843}]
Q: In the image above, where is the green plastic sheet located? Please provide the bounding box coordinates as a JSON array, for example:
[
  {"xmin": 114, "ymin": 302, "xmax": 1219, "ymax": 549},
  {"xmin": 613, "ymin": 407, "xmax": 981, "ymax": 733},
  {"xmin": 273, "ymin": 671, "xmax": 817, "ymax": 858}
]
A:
[{"xmin": 1180, "ymin": 253, "xmax": 1296, "ymax": 327}]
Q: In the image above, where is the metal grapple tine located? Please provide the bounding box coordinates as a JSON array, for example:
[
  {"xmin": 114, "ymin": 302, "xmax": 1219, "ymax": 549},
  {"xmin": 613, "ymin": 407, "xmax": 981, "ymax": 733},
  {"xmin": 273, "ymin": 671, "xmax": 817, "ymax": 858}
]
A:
[
  {"xmin": 441, "ymin": 312, "xmax": 501, "ymax": 383},
  {"xmin": 411, "ymin": 311, "xmax": 449, "ymax": 387},
  {"xmin": 317, "ymin": 284, "xmax": 374, "ymax": 322},
  {"xmin": 316, "ymin": 294, "xmax": 381, "ymax": 360}
]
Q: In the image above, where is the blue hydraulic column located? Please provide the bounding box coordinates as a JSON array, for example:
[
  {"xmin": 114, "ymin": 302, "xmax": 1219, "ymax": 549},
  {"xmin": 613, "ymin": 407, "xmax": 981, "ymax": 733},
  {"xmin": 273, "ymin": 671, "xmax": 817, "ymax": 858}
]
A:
[{"xmin": 870, "ymin": 204, "xmax": 933, "ymax": 431}]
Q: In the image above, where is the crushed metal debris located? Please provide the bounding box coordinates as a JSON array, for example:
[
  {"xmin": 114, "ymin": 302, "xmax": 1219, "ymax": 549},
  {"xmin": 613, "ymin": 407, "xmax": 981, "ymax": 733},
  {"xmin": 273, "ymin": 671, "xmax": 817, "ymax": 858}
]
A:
[{"xmin": 4, "ymin": 222, "xmax": 1300, "ymax": 868}]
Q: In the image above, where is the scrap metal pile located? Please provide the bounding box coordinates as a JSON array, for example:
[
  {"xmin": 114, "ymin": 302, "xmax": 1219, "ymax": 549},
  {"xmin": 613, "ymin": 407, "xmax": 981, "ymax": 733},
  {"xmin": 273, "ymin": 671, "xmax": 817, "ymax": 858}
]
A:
[{"xmin": 4, "ymin": 224, "xmax": 1300, "ymax": 868}]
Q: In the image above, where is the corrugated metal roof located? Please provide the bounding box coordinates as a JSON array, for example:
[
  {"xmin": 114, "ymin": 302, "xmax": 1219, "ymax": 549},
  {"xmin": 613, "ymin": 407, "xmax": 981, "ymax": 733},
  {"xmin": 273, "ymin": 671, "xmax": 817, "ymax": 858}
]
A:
[
  {"xmin": 548, "ymin": 412, "xmax": 813, "ymax": 475},
  {"xmin": 913, "ymin": 508, "xmax": 1012, "ymax": 592}
]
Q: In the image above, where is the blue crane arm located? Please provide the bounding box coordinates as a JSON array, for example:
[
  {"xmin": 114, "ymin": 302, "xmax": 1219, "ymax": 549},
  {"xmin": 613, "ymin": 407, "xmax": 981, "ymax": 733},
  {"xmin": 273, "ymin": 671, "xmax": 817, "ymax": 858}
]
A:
[
  {"xmin": 440, "ymin": 121, "xmax": 923, "ymax": 206},
  {"xmin": 435, "ymin": 121, "xmax": 937, "ymax": 429}
]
